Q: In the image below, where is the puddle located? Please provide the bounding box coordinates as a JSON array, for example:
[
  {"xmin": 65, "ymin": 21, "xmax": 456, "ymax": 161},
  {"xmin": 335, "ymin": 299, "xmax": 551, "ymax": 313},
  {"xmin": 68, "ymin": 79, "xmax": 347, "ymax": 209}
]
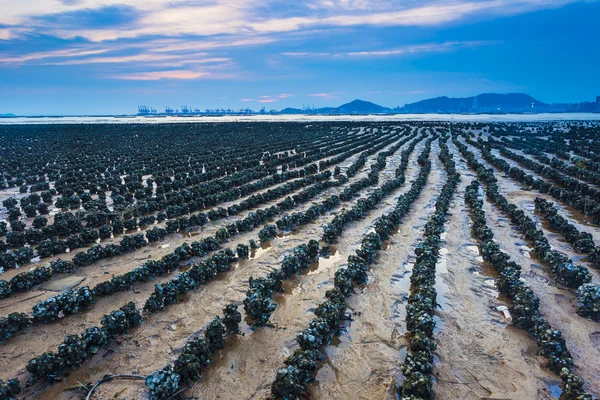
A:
[
  {"xmin": 276, "ymin": 231, "xmax": 297, "ymax": 239},
  {"xmin": 249, "ymin": 242, "xmax": 273, "ymax": 260},
  {"xmin": 435, "ymin": 247, "xmax": 450, "ymax": 310},
  {"xmin": 309, "ymin": 250, "xmax": 343, "ymax": 276},
  {"xmin": 543, "ymin": 380, "xmax": 563, "ymax": 399}
]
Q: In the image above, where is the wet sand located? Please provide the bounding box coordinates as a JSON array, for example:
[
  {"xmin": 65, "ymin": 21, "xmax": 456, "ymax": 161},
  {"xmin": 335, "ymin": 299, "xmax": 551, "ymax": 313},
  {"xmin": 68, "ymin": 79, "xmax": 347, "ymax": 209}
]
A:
[{"xmin": 2, "ymin": 124, "xmax": 600, "ymax": 400}]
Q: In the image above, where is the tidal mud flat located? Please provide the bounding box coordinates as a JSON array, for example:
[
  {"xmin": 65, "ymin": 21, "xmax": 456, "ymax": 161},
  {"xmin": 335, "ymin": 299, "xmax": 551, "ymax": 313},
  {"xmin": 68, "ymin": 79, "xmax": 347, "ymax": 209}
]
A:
[{"xmin": 0, "ymin": 120, "xmax": 599, "ymax": 399}]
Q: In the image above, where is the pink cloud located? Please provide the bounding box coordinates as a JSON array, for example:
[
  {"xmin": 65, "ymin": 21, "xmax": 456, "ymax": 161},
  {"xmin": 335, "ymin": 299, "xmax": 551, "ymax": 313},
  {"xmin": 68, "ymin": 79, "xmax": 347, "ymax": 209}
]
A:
[
  {"xmin": 110, "ymin": 70, "xmax": 209, "ymax": 80},
  {"xmin": 259, "ymin": 99, "xmax": 277, "ymax": 103},
  {"xmin": 307, "ymin": 92, "xmax": 342, "ymax": 99}
]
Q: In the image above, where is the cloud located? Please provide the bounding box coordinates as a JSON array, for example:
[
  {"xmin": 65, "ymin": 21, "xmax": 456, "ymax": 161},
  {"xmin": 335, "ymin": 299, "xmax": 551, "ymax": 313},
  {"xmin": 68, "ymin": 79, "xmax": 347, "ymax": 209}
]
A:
[
  {"xmin": 282, "ymin": 41, "xmax": 498, "ymax": 58},
  {"xmin": 307, "ymin": 92, "xmax": 342, "ymax": 98},
  {"xmin": 0, "ymin": 0, "xmax": 584, "ymax": 41},
  {"xmin": 0, "ymin": 0, "xmax": 589, "ymax": 89},
  {"xmin": 44, "ymin": 54, "xmax": 230, "ymax": 66},
  {"xmin": 0, "ymin": 48, "xmax": 111, "ymax": 63},
  {"xmin": 109, "ymin": 70, "xmax": 209, "ymax": 80},
  {"xmin": 240, "ymin": 94, "xmax": 292, "ymax": 102}
]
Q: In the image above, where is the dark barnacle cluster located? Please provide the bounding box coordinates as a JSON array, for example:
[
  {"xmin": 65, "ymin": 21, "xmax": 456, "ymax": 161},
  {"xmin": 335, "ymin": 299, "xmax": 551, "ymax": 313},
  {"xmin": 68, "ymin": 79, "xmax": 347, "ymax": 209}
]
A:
[
  {"xmin": 456, "ymin": 140, "xmax": 600, "ymax": 309},
  {"xmin": 0, "ymin": 253, "xmax": 17, "ymax": 272},
  {"xmin": 118, "ymin": 233, "xmax": 148, "ymax": 253},
  {"xmin": 258, "ymin": 224, "xmax": 278, "ymax": 243},
  {"xmin": 0, "ymin": 379, "xmax": 20, "ymax": 400},
  {"xmin": 320, "ymin": 137, "xmax": 430, "ymax": 244},
  {"xmin": 139, "ymin": 215, "xmax": 156, "ymax": 227},
  {"xmin": 50, "ymin": 259, "xmax": 76, "ymax": 274},
  {"xmin": 0, "ymin": 280, "xmax": 10, "ymax": 299},
  {"xmin": 67, "ymin": 232, "xmax": 143, "ymax": 267},
  {"xmin": 173, "ymin": 337, "xmax": 211, "ymax": 383},
  {"xmin": 244, "ymin": 241, "xmax": 319, "ymax": 326},
  {"xmin": 35, "ymin": 238, "xmax": 67, "ymax": 259},
  {"xmin": 205, "ymin": 316, "xmax": 226, "ymax": 352},
  {"xmin": 535, "ymin": 198, "xmax": 597, "ymax": 256},
  {"xmin": 488, "ymin": 139, "xmax": 600, "ymax": 223},
  {"xmin": 27, "ymin": 302, "xmax": 141, "ymax": 382},
  {"xmin": 244, "ymin": 277, "xmax": 277, "ymax": 326},
  {"xmin": 223, "ymin": 303, "xmax": 242, "ymax": 334},
  {"xmin": 12, "ymin": 246, "xmax": 33, "ymax": 265},
  {"xmin": 271, "ymin": 349, "xmax": 322, "ymax": 399},
  {"xmin": 0, "ymin": 124, "xmax": 399, "ymax": 257},
  {"xmin": 559, "ymin": 368, "xmax": 593, "ymax": 400},
  {"xmin": 147, "ymin": 316, "xmax": 229, "ymax": 399},
  {"xmin": 93, "ymin": 239, "xmax": 225, "ymax": 302},
  {"xmin": 276, "ymin": 195, "xmax": 340, "ymax": 232},
  {"xmin": 543, "ymin": 250, "xmax": 591, "ymax": 288},
  {"xmin": 271, "ymin": 138, "xmax": 438, "ymax": 400},
  {"xmin": 0, "ymin": 312, "xmax": 32, "ymax": 343},
  {"xmin": 146, "ymin": 227, "xmax": 168, "ymax": 242},
  {"xmin": 101, "ymin": 301, "xmax": 142, "ymax": 335},
  {"xmin": 143, "ymin": 249, "xmax": 238, "ymax": 313},
  {"xmin": 576, "ymin": 283, "xmax": 600, "ymax": 320},
  {"xmin": 1, "ymin": 265, "xmax": 52, "ymax": 298},
  {"xmin": 236, "ymin": 243, "xmax": 249, "ymax": 259},
  {"xmin": 146, "ymin": 365, "xmax": 181, "ymax": 400},
  {"xmin": 32, "ymin": 286, "xmax": 95, "ymax": 323},
  {"xmin": 143, "ymin": 274, "xmax": 194, "ymax": 313},
  {"xmin": 355, "ymin": 232, "xmax": 381, "ymax": 264},
  {"xmin": 271, "ymin": 289, "xmax": 346, "ymax": 398},
  {"xmin": 337, "ymin": 138, "xmax": 417, "ymax": 219},
  {"xmin": 81, "ymin": 326, "xmax": 109, "ymax": 354},
  {"xmin": 399, "ymin": 136, "xmax": 459, "ymax": 400},
  {"xmin": 464, "ymin": 180, "xmax": 592, "ymax": 399}
]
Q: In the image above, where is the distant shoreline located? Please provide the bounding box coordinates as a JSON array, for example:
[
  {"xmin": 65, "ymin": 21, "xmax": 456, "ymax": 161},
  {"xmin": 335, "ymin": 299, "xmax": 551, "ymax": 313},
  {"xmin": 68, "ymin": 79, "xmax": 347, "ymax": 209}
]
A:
[{"xmin": 1, "ymin": 113, "xmax": 600, "ymax": 125}]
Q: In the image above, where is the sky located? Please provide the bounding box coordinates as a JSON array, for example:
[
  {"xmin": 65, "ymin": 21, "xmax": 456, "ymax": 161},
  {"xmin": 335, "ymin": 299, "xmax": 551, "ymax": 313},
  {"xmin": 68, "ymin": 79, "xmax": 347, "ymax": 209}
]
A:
[{"xmin": 0, "ymin": 0, "xmax": 599, "ymax": 115}]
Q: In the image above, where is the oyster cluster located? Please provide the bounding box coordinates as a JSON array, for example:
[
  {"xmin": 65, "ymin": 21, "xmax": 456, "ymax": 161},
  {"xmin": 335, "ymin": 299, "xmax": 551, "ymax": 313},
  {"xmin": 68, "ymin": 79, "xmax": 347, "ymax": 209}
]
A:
[
  {"xmin": 245, "ymin": 241, "xmax": 320, "ymax": 326},
  {"xmin": 146, "ymin": 307, "xmax": 237, "ymax": 399},
  {"xmin": 144, "ymin": 249, "xmax": 237, "ymax": 313},
  {"xmin": 26, "ymin": 302, "xmax": 141, "ymax": 382},
  {"xmin": 0, "ymin": 378, "xmax": 20, "ymax": 400},
  {"xmin": 455, "ymin": 137, "xmax": 600, "ymax": 319},
  {"xmin": 464, "ymin": 180, "xmax": 592, "ymax": 399},
  {"xmin": 535, "ymin": 197, "xmax": 598, "ymax": 264},
  {"xmin": 271, "ymin": 136, "xmax": 437, "ymax": 399},
  {"xmin": 324, "ymin": 136, "xmax": 434, "ymax": 244},
  {"xmin": 400, "ymin": 136, "xmax": 459, "ymax": 400}
]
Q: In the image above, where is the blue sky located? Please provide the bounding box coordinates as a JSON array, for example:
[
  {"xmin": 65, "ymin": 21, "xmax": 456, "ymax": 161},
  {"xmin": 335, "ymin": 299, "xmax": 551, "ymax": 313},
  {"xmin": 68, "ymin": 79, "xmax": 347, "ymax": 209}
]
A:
[{"xmin": 0, "ymin": 0, "xmax": 599, "ymax": 115}]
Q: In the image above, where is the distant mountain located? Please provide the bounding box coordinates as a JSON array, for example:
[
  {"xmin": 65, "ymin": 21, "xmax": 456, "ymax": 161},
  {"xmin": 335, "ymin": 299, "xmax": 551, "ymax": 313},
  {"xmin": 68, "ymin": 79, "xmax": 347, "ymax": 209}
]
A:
[
  {"xmin": 276, "ymin": 94, "xmax": 550, "ymax": 115},
  {"xmin": 0, "ymin": 113, "xmax": 15, "ymax": 117},
  {"xmin": 278, "ymin": 99, "xmax": 391, "ymax": 115},
  {"xmin": 278, "ymin": 107, "xmax": 304, "ymax": 114},
  {"xmin": 336, "ymin": 99, "xmax": 391, "ymax": 114},
  {"xmin": 399, "ymin": 93, "xmax": 547, "ymax": 113}
]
